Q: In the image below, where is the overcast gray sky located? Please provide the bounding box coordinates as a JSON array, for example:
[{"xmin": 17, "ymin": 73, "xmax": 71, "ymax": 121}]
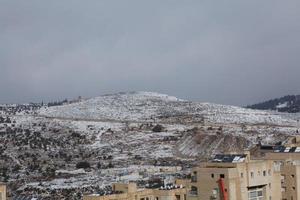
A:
[{"xmin": 1, "ymin": 1, "xmax": 300, "ymax": 105}]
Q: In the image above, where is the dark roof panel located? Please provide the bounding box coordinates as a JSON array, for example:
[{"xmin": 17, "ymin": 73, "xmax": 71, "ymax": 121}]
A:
[
  {"xmin": 212, "ymin": 154, "xmax": 247, "ymax": 163},
  {"xmin": 260, "ymin": 145, "xmax": 274, "ymax": 150},
  {"xmin": 273, "ymin": 146, "xmax": 300, "ymax": 153}
]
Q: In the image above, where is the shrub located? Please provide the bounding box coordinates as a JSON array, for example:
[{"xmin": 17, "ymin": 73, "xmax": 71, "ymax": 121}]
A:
[
  {"xmin": 76, "ymin": 161, "xmax": 91, "ymax": 169},
  {"xmin": 152, "ymin": 124, "xmax": 164, "ymax": 132}
]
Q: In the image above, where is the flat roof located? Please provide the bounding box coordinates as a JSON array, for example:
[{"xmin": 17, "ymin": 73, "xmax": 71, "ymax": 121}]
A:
[
  {"xmin": 273, "ymin": 146, "xmax": 300, "ymax": 153},
  {"xmin": 212, "ymin": 154, "xmax": 247, "ymax": 163}
]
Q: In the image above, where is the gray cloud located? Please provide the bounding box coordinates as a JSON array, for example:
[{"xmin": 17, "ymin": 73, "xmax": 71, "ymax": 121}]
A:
[{"xmin": 1, "ymin": 0, "xmax": 300, "ymax": 105}]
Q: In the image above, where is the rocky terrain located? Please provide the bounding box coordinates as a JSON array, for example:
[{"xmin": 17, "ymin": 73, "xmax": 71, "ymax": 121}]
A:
[{"xmin": 1, "ymin": 92, "xmax": 300, "ymax": 199}]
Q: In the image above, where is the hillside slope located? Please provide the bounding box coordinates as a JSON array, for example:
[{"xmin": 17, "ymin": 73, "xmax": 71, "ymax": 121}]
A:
[
  {"xmin": 39, "ymin": 91, "xmax": 298, "ymax": 126},
  {"xmin": 247, "ymin": 95, "xmax": 300, "ymax": 113}
]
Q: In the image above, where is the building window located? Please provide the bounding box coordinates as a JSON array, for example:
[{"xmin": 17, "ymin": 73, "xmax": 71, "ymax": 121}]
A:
[
  {"xmin": 190, "ymin": 186, "xmax": 198, "ymax": 196},
  {"xmin": 248, "ymin": 188, "xmax": 263, "ymax": 200},
  {"xmin": 241, "ymin": 173, "xmax": 244, "ymax": 178},
  {"xmin": 293, "ymin": 187, "xmax": 295, "ymax": 190},
  {"xmin": 211, "ymin": 173, "xmax": 214, "ymax": 178},
  {"xmin": 211, "ymin": 188, "xmax": 219, "ymax": 199},
  {"xmin": 212, "ymin": 188, "xmax": 218, "ymax": 195},
  {"xmin": 291, "ymin": 174, "xmax": 295, "ymax": 178},
  {"xmin": 257, "ymin": 190, "xmax": 263, "ymax": 196},
  {"xmin": 220, "ymin": 174, "xmax": 225, "ymax": 178},
  {"xmin": 281, "ymin": 175, "xmax": 286, "ymax": 184},
  {"xmin": 263, "ymin": 170, "xmax": 266, "ymax": 176},
  {"xmin": 258, "ymin": 171, "xmax": 261, "ymax": 176},
  {"xmin": 268, "ymin": 169, "xmax": 271, "ymax": 176},
  {"xmin": 251, "ymin": 172, "xmax": 254, "ymax": 178},
  {"xmin": 191, "ymin": 173, "xmax": 197, "ymax": 182}
]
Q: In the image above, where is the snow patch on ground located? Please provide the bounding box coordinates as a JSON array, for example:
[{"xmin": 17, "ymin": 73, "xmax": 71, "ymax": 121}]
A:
[{"xmin": 276, "ymin": 102, "xmax": 289, "ymax": 109}]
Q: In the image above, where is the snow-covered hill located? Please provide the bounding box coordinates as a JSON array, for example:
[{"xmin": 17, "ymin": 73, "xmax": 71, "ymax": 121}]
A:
[
  {"xmin": 2, "ymin": 92, "xmax": 300, "ymax": 198},
  {"xmin": 39, "ymin": 91, "xmax": 298, "ymax": 126}
]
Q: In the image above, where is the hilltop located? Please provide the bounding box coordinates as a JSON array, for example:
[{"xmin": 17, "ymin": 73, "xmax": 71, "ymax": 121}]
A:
[{"xmin": 39, "ymin": 91, "xmax": 297, "ymax": 126}]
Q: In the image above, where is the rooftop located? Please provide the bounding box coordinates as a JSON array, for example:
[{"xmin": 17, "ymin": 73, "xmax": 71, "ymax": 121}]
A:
[
  {"xmin": 273, "ymin": 146, "xmax": 300, "ymax": 153},
  {"xmin": 158, "ymin": 184, "xmax": 184, "ymax": 190},
  {"xmin": 86, "ymin": 190, "xmax": 124, "ymax": 197},
  {"xmin": 212, "ymin": 154, "xmax": 247, "ymax": 163},
  {"xmin": 85, "ymin": 183, "xmax": 185, "ymax": 197}
]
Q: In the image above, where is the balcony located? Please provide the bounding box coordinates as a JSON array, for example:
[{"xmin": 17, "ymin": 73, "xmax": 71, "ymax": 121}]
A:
[{"xmin": 189, "ymin": 186, "xmax": 198, "ymax": 196}]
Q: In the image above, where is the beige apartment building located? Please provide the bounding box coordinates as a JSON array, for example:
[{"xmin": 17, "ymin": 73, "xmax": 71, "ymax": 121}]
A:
[
  {"xmin": 83, "ymin": 182, "xmax": 187, "ymax": 200},
  {"xmin": 257, "ymin": 142, "xmax": 300, "ymax": 200},
  {"xmin": 0, "ymin": 183, "xmax": 6, "ymax": 200},
  {"xmin": 279, "ymin": 161, "xmax": 300, "ymax": 200},
  {"xmin": 247, "ymin": 136, "xmax": 300, "ymax": 200},
  {"xmin": 188, "ymin": 152, "xmax": 281, "ymax": 200}
]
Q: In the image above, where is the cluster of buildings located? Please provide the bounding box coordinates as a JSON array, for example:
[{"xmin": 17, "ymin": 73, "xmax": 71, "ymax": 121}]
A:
[
  {"xmin": 83, "ymin": 182, "xmax": 187, "ymax": 200},
  {"xmin": 4, "ymin": 136, "xmax": 300, "ymax": 200},
  {"xmin": 84, "ymin": 136, "xmax": 300, "ymax": 200}
]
